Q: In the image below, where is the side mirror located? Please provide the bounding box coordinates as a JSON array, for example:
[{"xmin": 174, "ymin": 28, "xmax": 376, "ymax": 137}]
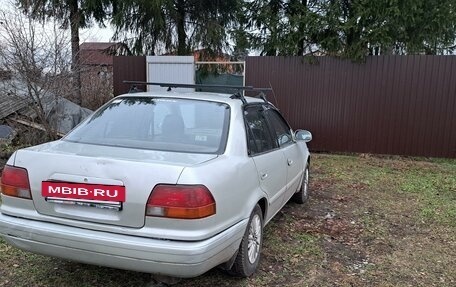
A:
[{"xmin": 295, "ymin": 130, "xmax": 312, "ymax": 143}]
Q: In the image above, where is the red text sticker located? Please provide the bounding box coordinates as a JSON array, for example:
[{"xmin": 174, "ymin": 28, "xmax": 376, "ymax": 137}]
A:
[{"xmin": 42, "ymin": 181, "xmax": 126, "ymax": 202}]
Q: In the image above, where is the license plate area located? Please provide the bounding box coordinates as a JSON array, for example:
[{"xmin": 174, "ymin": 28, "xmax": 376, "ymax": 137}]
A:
[
  {"xmin": 45, "ymin": 197, "xmax": 123, "ymax": 211},
  {"xmin": 42, "ymin": 181, "xmax": 126, "ymax": 211}
]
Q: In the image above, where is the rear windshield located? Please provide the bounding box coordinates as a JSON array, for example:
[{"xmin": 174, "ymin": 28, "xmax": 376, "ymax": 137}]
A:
[{"xmin": 65, "ymin": 97, "xmax": 230, "ymax": 154}]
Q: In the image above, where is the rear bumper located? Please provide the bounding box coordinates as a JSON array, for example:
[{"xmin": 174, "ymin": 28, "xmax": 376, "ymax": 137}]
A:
[{"xmin": 0, "ymin": 212, "xmax": 247, "ymax": 278}]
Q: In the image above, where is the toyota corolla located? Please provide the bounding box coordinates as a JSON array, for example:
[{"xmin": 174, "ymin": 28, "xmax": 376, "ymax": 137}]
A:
[{"xmin": 0, "ymin": 84, "xmax": 312, "ymax": 278}]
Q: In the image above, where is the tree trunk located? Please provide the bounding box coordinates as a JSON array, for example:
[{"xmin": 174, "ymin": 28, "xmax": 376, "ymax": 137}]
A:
[
  {"xmin": 297, "ymin": 0, "xmax": 308, "ymax": 55},
  {"xmin": 69, "ymin": 0, "xmax": 82, "ymax": 105},
  {"xmin": 176, "ymin": 0, "xmax": 187, "ymax": 55}
]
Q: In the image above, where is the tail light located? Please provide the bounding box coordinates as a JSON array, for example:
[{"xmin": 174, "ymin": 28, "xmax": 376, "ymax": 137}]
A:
[
  {"xmin": 146, "ymin": 184, "xmax": 216, "ymax": 219},
  {"xmin": 0, "ymin": 165, "xmax": 32, "ymax": 199}
]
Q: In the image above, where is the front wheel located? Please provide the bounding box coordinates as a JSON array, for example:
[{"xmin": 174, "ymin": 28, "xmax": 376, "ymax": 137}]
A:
[
  {"xmin": 293, "ymin": 165, "xmax": 309, "ymax": 204},
  {"xmin": 229, "ymin": 205, "xmax": 263, "ymax": 277}
]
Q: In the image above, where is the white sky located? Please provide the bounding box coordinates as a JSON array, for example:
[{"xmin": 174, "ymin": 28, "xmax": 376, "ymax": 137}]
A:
[
  {"xmin": 80, "ymin": 25, "xmax": 115, "ymax": 43},
  {"xmin": 0, "ymin": 0, "xmax": 115, "ymax": 43}
]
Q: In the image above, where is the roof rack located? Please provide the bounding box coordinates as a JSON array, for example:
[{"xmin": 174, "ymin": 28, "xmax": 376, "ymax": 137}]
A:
[{"xmin": 123, "ymin": 81, "xmax": 272, "ymax": 104}]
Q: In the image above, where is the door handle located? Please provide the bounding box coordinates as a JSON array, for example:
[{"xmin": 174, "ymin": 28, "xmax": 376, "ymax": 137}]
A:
[
  {"xmin": 287, "ymin": 159, "xmax": 293, "ymax": 166},
  {"xmin": 261, "ymin": 173, "xmax": 268, "ymax": 180}
]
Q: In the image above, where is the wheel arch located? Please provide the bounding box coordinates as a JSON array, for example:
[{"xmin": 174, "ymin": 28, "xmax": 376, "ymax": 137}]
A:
[{"xmin": 257, "ymin": 197, "xmax": 268, "ymax": 222}]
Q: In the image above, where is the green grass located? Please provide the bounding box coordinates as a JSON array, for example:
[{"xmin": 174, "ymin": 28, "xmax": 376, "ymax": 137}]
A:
[{"xmin": 399, "ymin": 166, "xmax": 456, "ymax": 226}]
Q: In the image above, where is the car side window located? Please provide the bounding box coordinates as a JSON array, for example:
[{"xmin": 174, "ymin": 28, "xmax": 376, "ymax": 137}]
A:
[
  {"xmin": 244, "ymin": 106, "xmax": 277, "ymax": 155},
  {"xmin": 265, "ymin": 108, "xmax": 293, "ymax": 147}
]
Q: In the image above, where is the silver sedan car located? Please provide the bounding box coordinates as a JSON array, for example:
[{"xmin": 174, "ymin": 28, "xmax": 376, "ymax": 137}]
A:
[{"xmin": 0, "ymin": 86, "xmax": 312, "ymax": 278}]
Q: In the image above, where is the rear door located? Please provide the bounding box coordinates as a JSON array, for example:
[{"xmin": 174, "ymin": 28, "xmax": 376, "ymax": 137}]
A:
[{"xmin": 244, "ymin": 105, "xmax": 287, "ymax": 221}]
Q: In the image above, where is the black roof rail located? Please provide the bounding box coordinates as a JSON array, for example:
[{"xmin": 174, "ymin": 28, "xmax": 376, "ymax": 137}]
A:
[
  {"xmin": 123, "ymin": 81, "xmax": 272, "ymax": 104},
  {"xmin": 248, "ymin": 88, "xmax": 273, "ymax": 103},
  {"xmin": 128, "ymin": 85, "xmax": 143, "ymax": 93},
  {"xmin": 229, "ymin": 92, "xmax": 247, "ymax": 104}
]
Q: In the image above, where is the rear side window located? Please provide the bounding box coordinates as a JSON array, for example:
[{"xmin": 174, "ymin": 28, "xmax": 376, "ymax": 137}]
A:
[
  {"xmin": 265, "ymin": 109, "xmax": 293, "ymax": 147},
  {"xmin": 244, "ymin": 106, "xmax": 277, "ymax": 155},
  {"xmin": 65, "ymin": 97, "xmax": 230, "ymax": 154}
]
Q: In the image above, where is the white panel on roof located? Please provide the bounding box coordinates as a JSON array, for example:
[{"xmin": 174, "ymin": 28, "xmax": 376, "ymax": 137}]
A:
[{"xmin": 146, "ymin": 56, "xmax": 194, "ymax": 92}]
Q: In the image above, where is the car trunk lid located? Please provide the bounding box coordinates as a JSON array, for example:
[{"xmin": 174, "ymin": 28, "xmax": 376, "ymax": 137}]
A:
[{"xmin": 13, "ymin": 140, "xmax": 217, "ymax": 228}]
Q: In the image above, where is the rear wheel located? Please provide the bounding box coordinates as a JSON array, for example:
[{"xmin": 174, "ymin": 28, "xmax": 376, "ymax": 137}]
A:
[
  {"xmin": 229, "ymin": 204, "xmax": 263, "ymax": 277},
  {"xmin": 293, "ymin": 165, "xmax": 309, "ymax": 204}
]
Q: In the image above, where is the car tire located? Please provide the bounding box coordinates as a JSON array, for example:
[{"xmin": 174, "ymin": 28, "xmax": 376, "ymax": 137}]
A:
[
  {"xmin": 293, "ymin": 165, "xmax": 309, "ymax": 204},
  {"xmin": 229, "ymin": 204, "xmax": 263, "ymax": 277}
]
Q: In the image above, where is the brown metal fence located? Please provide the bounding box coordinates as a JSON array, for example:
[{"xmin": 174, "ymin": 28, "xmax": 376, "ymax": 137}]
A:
[
  {"xmin": 112, "ymin": 55, "xmax": 456, "ymax": 158},
  {"xmin": 245, "ymin": 56, "xmax": 456, "ymax": 158},
  {"xmin": 113, "ymin": 56, "xmax": 146, "ymax": 96}
]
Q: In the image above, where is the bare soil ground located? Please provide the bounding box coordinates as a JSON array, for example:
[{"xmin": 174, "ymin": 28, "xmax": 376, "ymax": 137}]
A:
[{"xmin": 0, "ymin": 153, "xmax": 455, "ymax": 287}]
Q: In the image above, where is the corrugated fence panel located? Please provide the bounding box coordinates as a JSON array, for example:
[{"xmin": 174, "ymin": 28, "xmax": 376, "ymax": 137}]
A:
[
  {"xmin": 113, "ymin": 56, "xmax": 146, "ymax": 96},
  {"xmin": 245, "ymin": 56, "xmax": 456, "ymax": 158},
  {"xmin": 146, "ymin": 56, "xmax": 194, "ymax": 92}
]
